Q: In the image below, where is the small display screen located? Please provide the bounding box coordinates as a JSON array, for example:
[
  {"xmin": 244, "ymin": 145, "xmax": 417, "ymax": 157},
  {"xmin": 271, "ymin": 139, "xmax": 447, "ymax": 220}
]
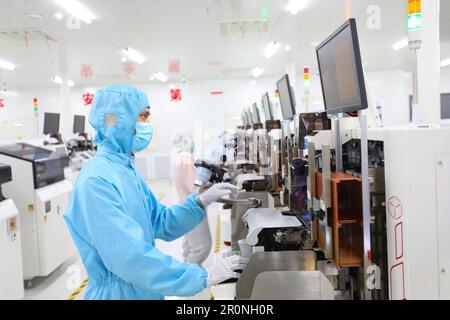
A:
[
  {"xmin": 43, "ymin": 113, "xmax": 60, "ymax": 135},
  {"xmin": 73, "ymin": 115, "xmax": 86, "ymax": 134},
  {"xmin": 262, "ymin": 93, "xmax": 273, "ymax": 121},
  {"xmin": 316, "ymin": 19, "xmax": 367, "ymax": 114},
  {"xmin": 252, "ymin": 103, "xmax": 261, "ymax": 124},
  {"xmin": 277, "ymin": 74, "xmax": 296, "ymax": 121}
]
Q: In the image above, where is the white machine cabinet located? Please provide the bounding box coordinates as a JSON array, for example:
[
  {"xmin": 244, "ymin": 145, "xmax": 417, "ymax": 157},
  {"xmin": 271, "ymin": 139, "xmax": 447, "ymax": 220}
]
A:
[
  {"xmin": 0, "ymin": 143, "xmax": 75, "ymax": 281},
  {"xmin": 309, "ymin": 124, "xmax": 450, "ymax": 300},
  {"xmin": 381, "ymin": 127, "xmax": 450, "ymax": 300},
  {"xmin": 0, "ymin": 199, "xmax": 24, "ymax": 300}
]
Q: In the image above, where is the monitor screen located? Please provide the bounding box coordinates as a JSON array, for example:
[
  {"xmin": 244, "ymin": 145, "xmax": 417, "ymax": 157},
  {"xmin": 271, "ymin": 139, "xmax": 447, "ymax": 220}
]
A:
[
  {"xmin": 43, "ymin": 113, "xmax": 60, "ymax": 135},
  {"xmin": 277, "ymin": 74, "xmax": 296, "ymax": 121},
  {"xmin": 252, "ymin": 103, "xmax": 261, "ymax": 124},
  {"xmin": 316, "ymin": 18, "xmax": 367, "ymax": 114},
  {"xmin": 245, "ymin": 109, "xmax": 254, "ymax": 125},
  {"xmin": 262, "ymin": 92, "xmax": 273, "ymax": 121},
  {"xmin": 73, "ymin": 115, "xmax": 86, "ymax": 134},
  {"xmin": 442, "ymin": 93, "xmax": 450, "ymax": 120}
]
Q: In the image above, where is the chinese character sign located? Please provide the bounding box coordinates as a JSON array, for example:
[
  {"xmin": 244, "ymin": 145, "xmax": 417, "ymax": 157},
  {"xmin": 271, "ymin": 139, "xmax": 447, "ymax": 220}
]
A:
[
  {"xmin": 80, "ymin": 64, "xmax": 93, "ymax": 78},
  {"xmin": 169, "ymin": 60, "xmax": 180, "ymax": 74},
  {"xmin": 170, "ymin": 89, "xmax": 182, "ymax": 101},
  {"xmin": 0, "ymin": 98, "xmax": 4, "ymax": 108},
  {"xmin": 123, "ymin": 62, "xmax": 135, "ymax": 75},
  {"xmin": 83, "ymin": 93, "xmax": 95, "ymax": 106}
]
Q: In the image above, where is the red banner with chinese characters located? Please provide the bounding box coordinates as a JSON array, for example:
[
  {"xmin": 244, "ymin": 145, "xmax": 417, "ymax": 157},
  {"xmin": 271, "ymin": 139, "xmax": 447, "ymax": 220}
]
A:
[
  {"xmin": 83, "ymin": 93, "xmax": 95, "ymax": 106},
  {"xmin": 170, "ymin": 89, "xmax": 182, "ymax": 101}
]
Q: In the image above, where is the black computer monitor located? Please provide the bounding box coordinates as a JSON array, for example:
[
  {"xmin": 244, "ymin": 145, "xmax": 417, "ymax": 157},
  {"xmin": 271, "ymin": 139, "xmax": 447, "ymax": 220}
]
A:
[
  {"xmin": 252, "ymin": 103, "xmax": 261, "ymax": 124},
  {"xmin": 73, "ymin": 115, "xmax": 86, "ymax": 134},
  {"xmin": 277, "ymin": 74, "xmax": 296, "ymax": 121},
  {"xmin": 244, "ymin": 109, "xmax": 253, "ymax": 125},
  {"xmin": 262, "ymin": 92, "xmax": 273, "ymax": 121},
  {"xmin": 316, "ymin": 18, "xmax": 368, "ymax": 114},
  {"xmin": 43, "ymin": 113, "xmax": 60, "ymax": 135}
]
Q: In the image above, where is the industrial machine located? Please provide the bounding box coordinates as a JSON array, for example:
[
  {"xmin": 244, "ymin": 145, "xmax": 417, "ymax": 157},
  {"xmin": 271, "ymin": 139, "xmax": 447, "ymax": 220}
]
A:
[
  {"xmin": 0, "ymin": 143, "xmax": 75, "ymax": 286},
  {"xmin": 0, "ymin": 163, "xmax": 24, "ymax": 300},
  {"xmin": 65, "ymin": 115, "xmax": 95, "ymax": 173},
  {"xmin": 222, "ymin": 16, "xmax": 450, "ymax": 300}
]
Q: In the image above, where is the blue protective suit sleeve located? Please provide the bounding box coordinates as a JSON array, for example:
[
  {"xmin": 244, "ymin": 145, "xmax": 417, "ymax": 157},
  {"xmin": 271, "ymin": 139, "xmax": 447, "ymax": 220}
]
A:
[
  {"xmin": 147, "ymin": 191, "xmax": 206, "ymax": 242},
  {"xmin": 80, "ymin": 177, "xmax": 207, "ymax": 297}
]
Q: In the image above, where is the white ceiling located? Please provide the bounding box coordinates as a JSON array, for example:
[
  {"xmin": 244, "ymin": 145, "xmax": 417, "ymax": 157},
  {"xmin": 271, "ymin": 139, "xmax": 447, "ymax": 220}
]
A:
[{"xmin": 0, "ymin": 0, "xmax": 448, "ymax": 89}]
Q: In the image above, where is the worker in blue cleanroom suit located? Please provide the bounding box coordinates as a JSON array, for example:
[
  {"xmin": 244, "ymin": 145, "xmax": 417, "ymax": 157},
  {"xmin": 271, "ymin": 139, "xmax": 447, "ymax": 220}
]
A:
[{"xmin": 64, "ymin": 85, "xmax": 248, "ymax": 300}]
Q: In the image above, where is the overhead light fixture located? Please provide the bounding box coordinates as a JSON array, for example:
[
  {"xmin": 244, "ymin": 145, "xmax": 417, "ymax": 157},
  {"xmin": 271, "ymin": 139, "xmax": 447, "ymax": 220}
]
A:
[
  {"xmin": 24, "ymin": 13, "xmax": 43, "ymax": 21},
  {"xmin": 441, "ymin": 58, "xmax": 450, "ymax": 68},
  {"xmin": 53, "ymin": 12, "xmax": 64, "ymax": 20},
  {"xmin": 251, "ymin": 67, "xmax": 264, "ymax": 78},
  {"xmin": 392, "ymin": 38, "xmax": 408, "ymax": 51},
  {"xmin": 285, "ymin": 0, "xmax": 309, "ymax": 15},
  {"xmin": 1, "ymin": 91, "xmax": 19, "ymax": 97},
  {"xmin": 263, "ymin": 41, "xmax": 280, "ymax": 59},
  {"xmin": 121, "ymin": 57, "xmax": 127, "ymax": 63},
  {"xmin": 52, "ymin": 76, "xmax": 75, "ymax": 87},
  {"xmin": 53, "ymin": 0, "xmax": 96, "ymax": 24},
  {"xmin": 0, "ymin": 59, "xmax": 15, "ymax": 71},
  {"xmin": 153, "ymin": 72, "xmax": 168, "ymax": 83},
  {"xmin": 285, "ymin": 45, "xmax": 292, "ymax": 52},
  {"xmin": 52, "ymin": 76, "xmax": 63, "ymax": 84},
  {"xmin": 122, "ymin": 47, "xmax": 146, "ymax": 65}
]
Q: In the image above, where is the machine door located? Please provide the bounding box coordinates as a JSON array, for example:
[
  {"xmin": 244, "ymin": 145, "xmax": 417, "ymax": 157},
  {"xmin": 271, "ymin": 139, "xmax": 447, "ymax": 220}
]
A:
[
  {"xmin": 436, "ymin": 155, "xmax": 450, "ymax": 299},
  {"xmin": 0, "ymin": 200, "xmax": 24, "ymax": 300},
  {"xmin": 35, "ymin": 180, "xmax": 75, "ymax": 276}
]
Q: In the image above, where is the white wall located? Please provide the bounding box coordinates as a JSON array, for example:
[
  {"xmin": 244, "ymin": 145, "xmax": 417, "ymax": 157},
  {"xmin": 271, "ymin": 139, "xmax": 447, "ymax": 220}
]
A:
[
  {"xmin": 0, "ymin": 77, "xmax": 282, "ymax": 153},
  {"xmin": 2, "ymin": 69, "xmax": 448, "ymax": 149},
  {"xmin": 365, "ymin": 70, "xmax": 411, "ymax": 126},
  {"xmin": 442, "ymin": 68, "xmax": 450, "ymax": 93}
]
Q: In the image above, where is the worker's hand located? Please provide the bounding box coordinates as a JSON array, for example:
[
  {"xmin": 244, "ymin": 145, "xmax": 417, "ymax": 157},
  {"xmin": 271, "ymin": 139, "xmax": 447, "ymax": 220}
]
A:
[
  {"xmin": 206, "ymin": 255, "xmax": 249, "ymax": 287},
  {"xmin": 198, "ymin": 183, "xmax": 240, "ymax": 207}
]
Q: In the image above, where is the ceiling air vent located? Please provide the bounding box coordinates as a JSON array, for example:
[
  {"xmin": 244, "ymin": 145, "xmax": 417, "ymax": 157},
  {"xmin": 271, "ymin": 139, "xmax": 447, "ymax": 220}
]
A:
[
  {"xmin": 221, "ymin": 67, "xmax": 253, "ymax": 78},
  {"xmin": 0, "ymin": 28, "xmax": 59, "ymax": 45},
  {"xmin": 219, "ymin": 19, "xmax": 270, "ymax": 37}
]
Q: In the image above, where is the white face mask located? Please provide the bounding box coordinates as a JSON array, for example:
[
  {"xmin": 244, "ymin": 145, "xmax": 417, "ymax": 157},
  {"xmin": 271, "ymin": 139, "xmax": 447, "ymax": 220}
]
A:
[{"xmin": 132, "ymin": 122, "xmax": 153, "ymax": 153}]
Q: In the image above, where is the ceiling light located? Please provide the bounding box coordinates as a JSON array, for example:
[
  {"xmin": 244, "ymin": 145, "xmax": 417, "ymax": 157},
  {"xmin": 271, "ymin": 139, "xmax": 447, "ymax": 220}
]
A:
[
  {"xmin": 285, "ymin": 45, "xmax": 292, "ymax": 52},
  {"xmin": 122, "ymin": 47, "xmax": 146, "ymax": 65},
  {"xmin": 24, "ymin": 13, "xmax": 43, "ymax": 21},
  {"xmin": 1, "ymin": 91, "xmax": 19, "ymax": 97},
  {"xmin": 53, "ymin": 12, "xmax": 64, "ymax": 20},
  {"xmin": 285, "ymin": 0, "xmax": 309, "ymax": 15},
  {"xmin": 153, "ymin": 72, "xmax": 168, "ymax": 83},
  {"xmin": 52, "ymin": 76, "xmax": 75, "ymax": 87},
  {"xmin": 52, "ymin": 76, "xmax": 63, "ymax": 84},
  {"xmin": 0, "ymin": 59, "xmax": 15, "ymax": 71},
  {"xmin": 251, "ymin": 67, "xmax": 264, "ymax": 78},
  {"xmin": 392, "ymin": 38, "xmax": 408, "ymax": 51},
  {"xmin": 53, "ymin": 0, "xmax": 96, "ymax": 24},
  {"xmin": 441, "ymin": 59, "xmax": 450, "ymax": 68},
  {"xmin": 121, "ymin": 57, "xmax": 127, "ymax": 63},
  {"xmin": 263, "ymin": 41, "xmax": 280, "ymax": 59}
]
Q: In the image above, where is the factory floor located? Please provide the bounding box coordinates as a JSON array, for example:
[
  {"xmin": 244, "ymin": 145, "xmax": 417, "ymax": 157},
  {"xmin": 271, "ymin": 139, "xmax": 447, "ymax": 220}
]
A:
[{"xmin": 23, "ymin": 180, "xmax": 218, "ymax": 300}]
